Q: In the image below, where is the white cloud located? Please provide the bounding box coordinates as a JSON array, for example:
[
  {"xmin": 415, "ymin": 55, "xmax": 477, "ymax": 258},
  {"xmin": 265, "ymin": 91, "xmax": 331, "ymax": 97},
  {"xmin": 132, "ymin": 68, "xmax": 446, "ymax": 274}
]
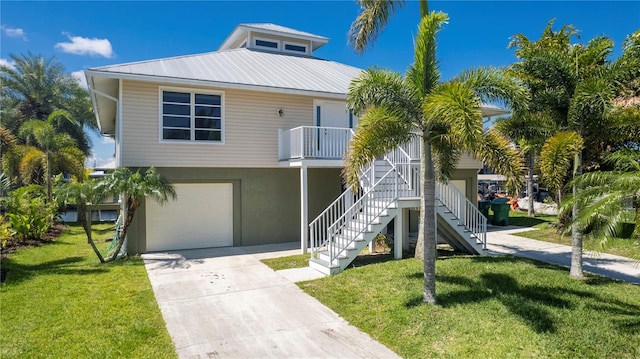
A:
[
  {"xmin": 1, "ymin": 25, "xmax": 27, "ymax": 40},
  {"xmin": 55, "ymin": 33, "xmax": 114, "ymax": 58},
  {"xmin": 0, "ymin": 58, "xmax": 16, "ymax": 70},
  {"xmin": 101, "ymin": 136, "xmax": 115, "ymax": 145},
  {"xmin": 71, "ymin": 70, "xmax": 88, "ymax": 88},
  {"xmin": 85, "ymin": 154, "xmax": 115, "ymax": 169}
]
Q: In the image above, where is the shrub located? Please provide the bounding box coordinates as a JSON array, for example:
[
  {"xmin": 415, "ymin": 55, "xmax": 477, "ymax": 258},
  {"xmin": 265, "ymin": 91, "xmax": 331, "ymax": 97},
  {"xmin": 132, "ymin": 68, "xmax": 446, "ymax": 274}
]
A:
[
  {"xmin": 0, "ymin": 215, "xmax": 13, "ymax": 249},
  {"xmin": 4, "ymin": 186, "xmax": 56, "ymax": 242}
]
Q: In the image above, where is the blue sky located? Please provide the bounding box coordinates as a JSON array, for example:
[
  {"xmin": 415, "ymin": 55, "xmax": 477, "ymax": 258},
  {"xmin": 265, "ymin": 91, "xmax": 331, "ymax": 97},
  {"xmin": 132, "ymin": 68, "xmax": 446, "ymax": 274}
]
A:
[{"xmin": 2, "ymin": 1, "xmax": 638, "ymax": 167}]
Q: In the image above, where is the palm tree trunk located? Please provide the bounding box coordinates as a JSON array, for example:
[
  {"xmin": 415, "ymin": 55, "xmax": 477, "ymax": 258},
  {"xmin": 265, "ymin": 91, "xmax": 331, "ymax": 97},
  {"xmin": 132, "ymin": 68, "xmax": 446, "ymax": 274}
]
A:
[
  {"xmin": 417, "ymin": 134, "xmax": 437, "ymax": 305},
  {"xmin": 527, "ymin": 151, "xmax": 535, "ymax": 217},
  {"xmin": 570, "ymin": 151, "xmax": 584, "ymax": 279},
  {"xmin": 79, "ymin": 202, "xmax": 105, "ymax": 263},
  {"xmin": 419, "ymin": 0, "xmax": 429, "ymax": 17},
  {"xmin": 45, "ymin": 151, "xmax": 52, "ymax": 202},
  {"xmin": 105, "ymin": 201, "xmax": 136, "ymax": 262}
]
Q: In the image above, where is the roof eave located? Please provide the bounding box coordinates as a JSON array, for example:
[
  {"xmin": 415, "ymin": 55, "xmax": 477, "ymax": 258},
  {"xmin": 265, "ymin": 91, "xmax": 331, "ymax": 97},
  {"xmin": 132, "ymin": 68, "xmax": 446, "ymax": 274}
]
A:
[{"xmin": 86, "ymin": 69, "xmax": 348, "ymax": 100}]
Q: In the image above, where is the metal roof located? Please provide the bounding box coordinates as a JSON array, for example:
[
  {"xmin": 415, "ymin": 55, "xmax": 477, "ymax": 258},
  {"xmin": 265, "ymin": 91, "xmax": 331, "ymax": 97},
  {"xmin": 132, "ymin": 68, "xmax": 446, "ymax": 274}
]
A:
[{"xmin": 89, "ymin": 48, "xmax": 363, "ymax": 96}]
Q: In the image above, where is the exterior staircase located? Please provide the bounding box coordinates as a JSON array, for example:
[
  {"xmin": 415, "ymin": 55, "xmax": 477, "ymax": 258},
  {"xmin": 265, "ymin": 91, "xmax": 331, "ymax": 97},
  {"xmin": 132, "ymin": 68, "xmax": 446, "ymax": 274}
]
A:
[{"xmin": 309, "ymin": 145, "xmax": 487, "ymax": 275}]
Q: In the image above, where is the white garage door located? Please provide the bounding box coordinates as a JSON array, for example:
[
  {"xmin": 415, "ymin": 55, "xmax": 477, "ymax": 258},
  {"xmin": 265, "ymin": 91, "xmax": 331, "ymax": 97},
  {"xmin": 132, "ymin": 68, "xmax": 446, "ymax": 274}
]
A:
[{"xmin": 146, "ymin": 183, "xmax": 233, "ymax": 251}]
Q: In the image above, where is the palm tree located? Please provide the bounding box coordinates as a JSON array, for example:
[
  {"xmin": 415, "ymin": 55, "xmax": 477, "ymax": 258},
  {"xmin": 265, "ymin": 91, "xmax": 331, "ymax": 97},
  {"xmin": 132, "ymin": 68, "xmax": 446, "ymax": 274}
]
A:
[
  {"xmin": 510, "ymin": 23, "xmax": 640, "ymax": 278},
  {"xmin": 562, "ymin": 149, "xmax": 640, "ymax": 250},
  {"xmin": 56, "ymin": 179, "xmax": 105, "ymax": 262},
  {"xmin": 95, "ymin": 167, "xmax": 176, "ymax": 262},
  {"xmin": 494, "ymin": 112, "xmax": 556, "ymax": 216},
  {"xmin": 18, "ymin": 110, "xmax": 85, "ymax": 201},
  {"xmin": 345, "ymin": 12, "xmax": 526, "ymax": 304},
  {"xmin": 0, "ymin": 53, "xmax": 96, "ymax": 155}
]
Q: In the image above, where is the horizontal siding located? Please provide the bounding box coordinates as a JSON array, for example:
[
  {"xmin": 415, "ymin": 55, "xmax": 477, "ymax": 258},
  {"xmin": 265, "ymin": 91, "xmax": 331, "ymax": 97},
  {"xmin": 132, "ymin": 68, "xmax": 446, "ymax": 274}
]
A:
[
  {"xmin": 458, "ymin": 153, "xmax": 483, "ymax": 170},
  {"xmin": 121, "ymin": 80, "xmax": 333, "ymax": 167}
]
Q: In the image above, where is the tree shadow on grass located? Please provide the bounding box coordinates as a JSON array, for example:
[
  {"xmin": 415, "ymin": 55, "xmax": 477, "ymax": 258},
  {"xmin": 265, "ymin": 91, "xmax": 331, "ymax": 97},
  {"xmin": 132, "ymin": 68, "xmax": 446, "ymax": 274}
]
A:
[
  {"xmin": 2, "ymin": 256, "xmax": 108, "ymax": 286},
  {"xmin": 508, "ymin": 216, "xmax": 554, "ymax": 227},
  {"xmin": 349, "ymin": 253, "xmax": 394, "ymax": 268}
]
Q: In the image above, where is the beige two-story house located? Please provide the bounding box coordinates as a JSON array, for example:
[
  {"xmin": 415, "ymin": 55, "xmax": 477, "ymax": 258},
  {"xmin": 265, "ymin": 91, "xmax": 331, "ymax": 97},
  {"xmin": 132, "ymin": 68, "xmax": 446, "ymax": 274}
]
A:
[{"xmin": 87, "ymin": 24, "xmax": 501, "ymax": 273}]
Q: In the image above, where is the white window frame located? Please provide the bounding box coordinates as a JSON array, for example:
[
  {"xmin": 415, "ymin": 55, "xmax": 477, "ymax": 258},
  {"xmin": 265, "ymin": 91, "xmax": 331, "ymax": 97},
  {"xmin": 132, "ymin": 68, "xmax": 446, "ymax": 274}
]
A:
[
  {"xmin": 158, "ymin": 87, "xmax": 225, "ymax": 144},
  {"xmin": 283, "ymin": 41, "xmax": 308, "ymax": 55},
  {"xmin": 253, "ymin": 37, "xmax": 280, "ymax": 51}
]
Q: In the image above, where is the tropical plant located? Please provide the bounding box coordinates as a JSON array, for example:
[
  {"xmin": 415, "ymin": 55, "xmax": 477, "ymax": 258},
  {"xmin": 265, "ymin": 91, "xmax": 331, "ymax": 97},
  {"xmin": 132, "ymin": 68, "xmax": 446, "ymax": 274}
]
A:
[
  {"xmin": 561, "ymin": 149, "xmax": 640, "ymax": 250},
  {"xmin": 56, "ymin": 177, "xmax": 106, "ymax": 261},
  {"xmin": 0, "ymin": 53, "xmax": 95, "ymax": 155},
  {"xmin": 17, "ymin": 109, "xmax": 85, "ymax": 201},
  {"xmin": 94, "ymin": 167, "xmax": 176, "ymax": 262},
  {"xmin": 345, "ymin": 12, "xmax": 526, "ymax": 304},
  {"xmin": 494, "ymin": 112, "xmax": 556, "ymax": 216},
  {"xmin": 4, "ymin": 185, "xmax": 56, "ymax": 242},
  {"xmin": 509, "ymin": 22, "xmax": 640, "ymax": 279},
  {"xmin": 349, "ymin": 0, "xmax": 423, "ymax": 53}
]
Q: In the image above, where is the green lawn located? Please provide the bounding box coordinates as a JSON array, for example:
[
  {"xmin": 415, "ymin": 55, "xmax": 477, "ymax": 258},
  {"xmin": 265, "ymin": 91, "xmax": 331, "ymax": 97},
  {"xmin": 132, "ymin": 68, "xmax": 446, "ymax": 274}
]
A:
[
  {"xmin": 507, "ymin": 210, "xmax": 640, "ymax": 259},
  {"xmin": 260, "ymin": 253, "xmax": 310, "ymax": 270},
  {"xmin": 299, "ymin": 256, "xmax": 640, "ymax": 358},
  {"xmin": 0, "ymin": 223, "xmax": 176, "ymax": 359}
]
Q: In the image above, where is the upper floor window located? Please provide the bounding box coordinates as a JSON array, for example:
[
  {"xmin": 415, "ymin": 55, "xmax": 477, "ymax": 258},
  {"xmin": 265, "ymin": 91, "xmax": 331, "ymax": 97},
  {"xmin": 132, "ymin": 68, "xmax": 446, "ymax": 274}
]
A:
[
  {"xmin": 284, "ymin": 42, "xmax": 307, "ymax": 54},
  {"xmin": 161, "ymin": 90, "xmax": 223, "ymax": 142},
  {"xmin": 254, "ymin": 39, "xmax": 279, "ymax": 50}
]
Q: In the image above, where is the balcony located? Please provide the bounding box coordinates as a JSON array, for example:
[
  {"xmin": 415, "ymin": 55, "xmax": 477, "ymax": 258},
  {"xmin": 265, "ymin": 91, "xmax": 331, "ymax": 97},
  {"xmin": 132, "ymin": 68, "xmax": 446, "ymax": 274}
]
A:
[{"xmin": 278, "ymin": 126, "xmax": 354, "ymax": 166}]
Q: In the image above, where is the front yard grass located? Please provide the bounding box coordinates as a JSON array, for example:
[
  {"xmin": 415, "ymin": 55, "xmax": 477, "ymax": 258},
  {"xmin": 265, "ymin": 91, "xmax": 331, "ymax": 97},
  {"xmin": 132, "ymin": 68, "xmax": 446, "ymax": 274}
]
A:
[
  {"xmin": 0, "ymin": 223, "xmax": 176, "ymax": 359},
  {"xmin": 299, "ymin": 256, "xmax": 640, "ymax": 358},
  {"xmin": 260, "ymin": 253, "xmax": 310, "ymax": 270},
  {"xmin": 508, "ymin": 210, "xmax": 640, "ymax": 259}
]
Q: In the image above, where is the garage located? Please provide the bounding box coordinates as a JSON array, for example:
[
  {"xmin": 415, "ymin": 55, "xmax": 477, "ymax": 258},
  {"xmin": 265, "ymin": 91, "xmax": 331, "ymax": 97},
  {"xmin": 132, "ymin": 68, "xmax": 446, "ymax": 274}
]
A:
[{"xmin": 146, "ymin": 183, "xmax": 233, "ymax": 251}]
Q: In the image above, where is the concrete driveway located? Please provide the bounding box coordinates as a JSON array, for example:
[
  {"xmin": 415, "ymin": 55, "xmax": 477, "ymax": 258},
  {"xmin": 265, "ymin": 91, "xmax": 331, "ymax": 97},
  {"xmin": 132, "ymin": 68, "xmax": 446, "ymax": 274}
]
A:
[{"xmin": 142, "ymin": 243, "xmax": 399, "ymax": 359}]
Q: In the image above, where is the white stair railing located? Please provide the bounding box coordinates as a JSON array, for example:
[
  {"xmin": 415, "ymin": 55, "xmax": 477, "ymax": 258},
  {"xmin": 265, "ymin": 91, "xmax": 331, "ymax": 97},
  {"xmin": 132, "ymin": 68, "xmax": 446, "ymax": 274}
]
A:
[
  {"xmin": 325, "ymin": 168, "xmax": 398, "ymax": 262},
  {"xmin": 436, "ymin": 182, "xmax": 487, "ymax": 249}
]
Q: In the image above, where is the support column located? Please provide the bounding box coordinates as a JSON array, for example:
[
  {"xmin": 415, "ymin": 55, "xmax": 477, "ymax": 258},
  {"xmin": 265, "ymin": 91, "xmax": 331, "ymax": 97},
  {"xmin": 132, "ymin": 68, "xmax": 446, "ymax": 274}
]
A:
[
  {"xmin": 403, "ymin": 209, "xmax": 411, "ymax": 252},
  {"xmin": 395, "ymin": 208, "xmax": 408, "ymax": 259},
  {"xmin": 300, "ymin": 165, "xmax": 308, "ymax": 254}
]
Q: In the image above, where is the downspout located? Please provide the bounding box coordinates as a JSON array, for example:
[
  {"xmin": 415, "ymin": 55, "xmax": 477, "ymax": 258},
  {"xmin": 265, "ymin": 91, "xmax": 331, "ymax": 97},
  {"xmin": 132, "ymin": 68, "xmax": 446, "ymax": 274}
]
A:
[{"xmin": 88, "ymin": 78, "xmax": 126, "ymax": 255}]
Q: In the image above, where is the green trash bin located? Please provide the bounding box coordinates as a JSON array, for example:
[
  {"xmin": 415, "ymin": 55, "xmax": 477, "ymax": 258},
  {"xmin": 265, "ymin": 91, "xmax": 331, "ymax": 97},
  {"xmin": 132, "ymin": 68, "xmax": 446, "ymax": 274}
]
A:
[
  {"xmin": 478, "ymin": 200, "xmax": 490, "ymax": 219},
  {"xmin": 491, "ymin": 197, "xmax": 510, "ymax": 226}
]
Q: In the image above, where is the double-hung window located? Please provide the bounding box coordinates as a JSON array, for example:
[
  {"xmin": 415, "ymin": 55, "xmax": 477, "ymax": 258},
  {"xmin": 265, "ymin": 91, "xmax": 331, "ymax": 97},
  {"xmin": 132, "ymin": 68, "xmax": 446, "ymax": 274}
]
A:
[{"xmin": 161, "ymin": 90, "xmax": 223, "ymax": 142}]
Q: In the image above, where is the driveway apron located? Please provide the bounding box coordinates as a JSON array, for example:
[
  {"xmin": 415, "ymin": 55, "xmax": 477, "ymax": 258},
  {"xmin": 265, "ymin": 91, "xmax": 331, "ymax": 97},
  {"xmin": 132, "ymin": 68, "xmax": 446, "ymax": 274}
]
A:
[{"xmin": 143, "ymin": 246, "xmax": 400, "ymax": 359}]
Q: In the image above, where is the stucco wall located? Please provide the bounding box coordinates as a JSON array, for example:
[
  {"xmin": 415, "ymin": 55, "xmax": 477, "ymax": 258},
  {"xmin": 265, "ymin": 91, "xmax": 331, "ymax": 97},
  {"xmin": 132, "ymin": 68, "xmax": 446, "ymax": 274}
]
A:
[{"xmin": 126, "ymin": 167, "xmax": 342, "ymax": 253}]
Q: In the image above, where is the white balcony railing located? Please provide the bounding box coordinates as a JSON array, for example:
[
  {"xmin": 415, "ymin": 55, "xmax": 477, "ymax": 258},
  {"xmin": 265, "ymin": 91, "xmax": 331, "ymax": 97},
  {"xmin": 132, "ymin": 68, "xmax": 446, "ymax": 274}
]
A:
[{"xmin": 278, "ymin": 126, "xmax": 354, "ymax": 161}]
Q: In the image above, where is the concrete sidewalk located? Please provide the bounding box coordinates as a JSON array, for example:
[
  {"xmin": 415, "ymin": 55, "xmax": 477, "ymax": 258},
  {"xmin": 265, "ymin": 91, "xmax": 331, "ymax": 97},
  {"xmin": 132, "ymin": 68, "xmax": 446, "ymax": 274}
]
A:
[
  {"xmin": 486, "ymin": 226, "xmax": 640, "ymax": 285},
  {"xmin": 142, "ymin": 243, "xmax": 399, "ymax": 359}
]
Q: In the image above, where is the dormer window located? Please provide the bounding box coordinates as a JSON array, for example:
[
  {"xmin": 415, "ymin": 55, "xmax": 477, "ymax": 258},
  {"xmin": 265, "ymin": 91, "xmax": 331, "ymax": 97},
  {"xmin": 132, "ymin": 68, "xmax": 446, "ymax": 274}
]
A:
[
  {"xmin": 283, "ymin": 42, "xmax": 307, "ymax": 54},
  {"xmin": 218, "ymin": 24, "xmax": 329, "ymax": 55},
  {"xmin": 254, "ymin": 38, "xmax": 279, "ymax": 50}
]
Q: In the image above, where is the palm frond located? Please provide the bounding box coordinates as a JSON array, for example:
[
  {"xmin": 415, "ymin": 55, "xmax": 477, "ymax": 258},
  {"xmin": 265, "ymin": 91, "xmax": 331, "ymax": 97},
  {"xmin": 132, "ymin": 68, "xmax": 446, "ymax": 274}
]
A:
[
  {"xmin": 568, "ymin": 77, "xmax": 614, "ymax": 129},
  {"xmin": 347, "ymin": 68, "xmax": 421, "ymax": 121},
  {"xmin": 539, "ymin": 131, "xmax": 584, "ymax": 193},
  {"xmin": 18, "ymin": 146, "xmax": 46, "ymax": 185},
  {"xmin": 562, "ymin": 170, "xmax": 640, "ymax": 243},
  {"xmin": 493, "ymin": 111, "xmax": 556, "ymax": 148},
  {"xmin": 423, "ymin": 81, "xmax": 482, "ymax": 149},
  {"xmin": 430, "ymin": 122, "xmax": 461, "ymax": 181},
  {"xmin": 453, "ymin": 67, "xmax": 530, "ymax": 113},
  {"xmin": 406, "ymin": 11, "xmax": 448, "ymax": 98},
  {"xmin": 348, "ymin": 0, "xmax": 406, "ymax": 54},
  {"xmin": 475, "ymin": 129, "xmax": 526, "ymax": 194},
  {"xmin": 343, "ymin": 106, "xmax": 414, "ymax": 189},
  {"xmin": 605, "ymin": 149, "xmax": 640, "ymax": 172}
]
